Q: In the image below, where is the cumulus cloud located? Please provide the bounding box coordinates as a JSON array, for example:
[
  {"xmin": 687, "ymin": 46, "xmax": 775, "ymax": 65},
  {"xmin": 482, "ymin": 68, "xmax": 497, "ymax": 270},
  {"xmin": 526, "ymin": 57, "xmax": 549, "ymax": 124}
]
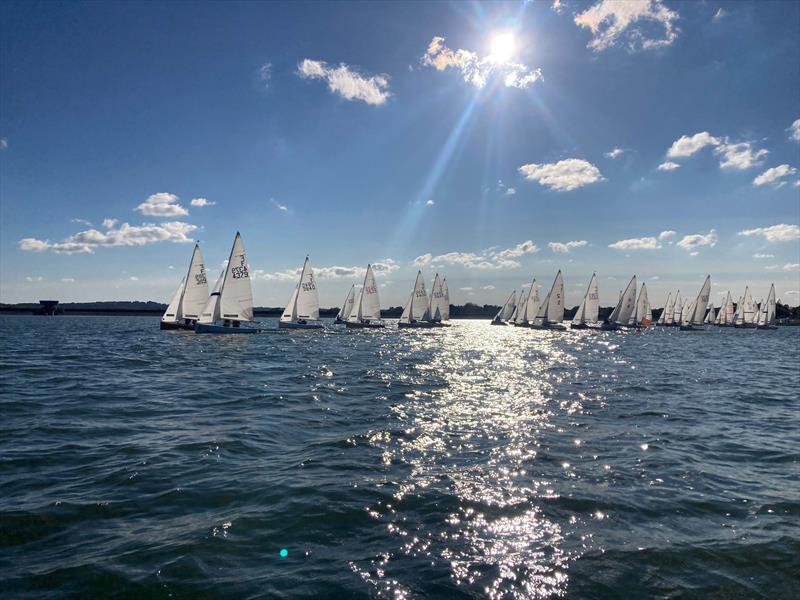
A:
[
  {"xmin": 666, "ymin": 132, "xmax": 720, "ymax": 158},
  {"xmin": 548, "ymin": 240, "xmax": 588, "ymax": 253},
  {"xmin": 254, "ymin": 259, "xmax": 398, "ymax": 281},
  {"xmin": 190, "ymin": 197, "xmax": 216, "ymax": 207},
  {"xmin": 426, "ymin": 199, "xmax": 435, "ymax": 206},
  {"xmin": 657, "ymin": 161, "xmax": 680, "ymax": 171},
  {"xmin": 677, "ymin": 229, "xmax": 717, "ymax": 252},
  {"xmin": 715, "ymin": 141, "xmax": 768, "ymax": 170},
  {"xmin": 518, "ymin": 158, "xmax": 604, "ymax": 192},
  {"xmin": 608, "ymin": 236, "xmax": 660, "ymax": 250},
  {"xmin": 298, "ymin": 59, "xmax": 390, "ymax": 105},
  {"xmin": 738, "ymin": 224, "xmax": 800, "ymax": 242},
  {"xmin": 752, "ymin": 253, "xmax": 774, "ymax": 259},
  {"xmin": 783, "ymin": 263, "xmax": 800, "ymax": 271},
  {"xmin": 19, "ymin": 221, "xmax": 197, "ymax": 254},
  {"xmin": 420, "ymin": 36, "xmax": 542, "ymax": 89},
  {"xmin": 788, "ymin": 118, "xmax": 800, "ymax": 142},
  {"xmin": 604, "ymin": 147, "xmax": 625, "ymax": 159},
  {"xmin": 658, "ymin": 230, "xmax": 676, "ymax": 240},
  {"xmin": 574, "ymin": 0, "xmax": 680, "ymax": 52},
  {"xmin": 753, "ymin": 164, "xmax": 797, "ymax": 187},
  {"xmin": 413, "ymin": 240, "xmax": 538, "ymax": 270},
  {"xmin": 136, "ymin": 192, "xmax": 189, "ymax": 217}
]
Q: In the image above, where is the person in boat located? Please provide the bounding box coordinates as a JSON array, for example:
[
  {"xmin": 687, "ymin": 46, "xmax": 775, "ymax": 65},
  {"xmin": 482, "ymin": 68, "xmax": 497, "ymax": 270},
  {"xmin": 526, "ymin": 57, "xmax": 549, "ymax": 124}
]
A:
[{"xmin": 298, "ymin": 318, "xmax": 307, "ymax": 325}]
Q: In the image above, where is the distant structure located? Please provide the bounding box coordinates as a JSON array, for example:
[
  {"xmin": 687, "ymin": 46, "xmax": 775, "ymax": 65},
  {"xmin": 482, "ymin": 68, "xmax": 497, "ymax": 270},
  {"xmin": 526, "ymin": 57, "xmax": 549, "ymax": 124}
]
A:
[{"xmin": 38, "ymin": 300, "xmax": 59, "ymax": 316}]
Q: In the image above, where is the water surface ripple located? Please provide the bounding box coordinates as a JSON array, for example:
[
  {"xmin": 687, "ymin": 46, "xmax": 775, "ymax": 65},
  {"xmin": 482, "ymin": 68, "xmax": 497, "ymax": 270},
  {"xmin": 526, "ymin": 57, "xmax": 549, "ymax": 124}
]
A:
[{"xmin": 1, "ymin": 316, "xmax": 798, "ymax": 598}]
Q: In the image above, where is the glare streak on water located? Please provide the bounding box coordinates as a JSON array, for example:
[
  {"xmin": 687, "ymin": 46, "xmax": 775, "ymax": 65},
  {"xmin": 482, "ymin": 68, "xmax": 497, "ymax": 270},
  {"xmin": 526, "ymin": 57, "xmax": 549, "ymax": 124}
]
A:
[{"xmin": 0, "ymin": 316, "xmax": 798, "ymax": 599}]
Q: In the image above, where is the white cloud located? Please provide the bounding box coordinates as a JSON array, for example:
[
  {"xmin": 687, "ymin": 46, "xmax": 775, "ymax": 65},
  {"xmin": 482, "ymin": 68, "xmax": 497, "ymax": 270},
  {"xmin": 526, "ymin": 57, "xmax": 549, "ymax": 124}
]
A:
[
  {"xmin": 481, "ymin": 285, "xmax": 496, "ymax": 290},
  {"xmin": 420, "ymin": 36, "xmax": 542, "ymax": 89},
  {"xmin": 548, "ymin": 240, "xmax": 588, "ymax": 253},
  {"xmin": 25, "ymin": 276, "xmax": 44, "ymax": 282},
  {"xmin": 259, "ymin": 63, "xmax": 271, "ymax": 88},
  {"xmin": 426, "ymin": 199, "xmax": 435, "ymax": 206},
  {"xmin": 505, "ymin": 187, "xmax": 516, "ymax": 196},
  {"xmin": 168, "ymin": 265, "xmax": 175, "ymax": 269},
  {"xmin": 0, "ymin": 137, "xmax": 7, "ymax": 150},
  {"xmin": 712, "ymin": 8, "xmax": 727, "ymax": 22},
  {"xmin": 677, "ymin": 229, "xmax": 717, "ymax": 252},
  {"xmin": 738, "ymin": 224, "xmax": 800, "ymax": 242},
  {"xmin": 71, "ymin": 218, "xmax": 92, "ymax": 226},
  {"xmin": 270, "ymin": 199, "xmax": 289, "ymax": 212},
  {"xmin": 658, "ymin": 230, "xmax": 676, "ymax": 240},
  {"xmin": 61, "ymin": 277, "xmax": 76, "ymax": 283},
  {"xmin": 129, "ymin": 276, "xmax": 139, "ymax": 281},
  {"xmin": 783, "ymin": 263, "xmax": 800, "ymax": 271},
  {"xmin": 102, "ymin": 218, "xmax": 118, "ymax": 228},
  {"xmin": 604, "ymin": 147, "xmax": 625, "ymax": 159},
  {"xmin": 255, "ymin": 259, "xmax": 398, "ymax": 282},
  {"xmin": 608, "ymin": 236, "xmax": 660, "ymax": 250},
  {"xmin": 136, "ymin": 192, "xmax": 188, "ymax": 217},
  {"xmin": 788, "ymin": 118, "xmax": 800, "ymax": 142},
  {"xmin": 552, "ymin": 0, "xmax": 563, "ymax": 13},
  {"xmin": 753, "ymin": 164, "xmax": 797, "ymax": 187},
  {"xmin": 574, "ymin": 0, "xmax": 680, "ymax": 52},
  {"xmin": 518, "ymin": 158, "xmax": 604, "ymax": 192},
  {"xmin": 715, "ymin": 141, "xmax": 768, "ymax": 170},
  {"xmin": 19, "ymin": 221, "xmax": 197, "ymax": 254},
  {"xmin": 785, "ymin": 290, "xmax": 799, "ymax": 296},
  {"xmin": 413, "ymin": 240, "xmax": 538, "ymax": 270},
  {"xmin": 752, "ymin": 253, "xmax": 774, "ymax": 259},
  {"xmin": 298, "ymin": 59, "xmax": 390, "ymax": 105},
  {"xmin": 666, "ymin": 132, "xmax": 720, "ymax": 158},
  {"xmin": 190, "ymin": 197, "xmax": 216, "ymax": 207},
  {"xmin": 459, "ymin": 286, "xmax": 473, "ymax": 291},
  {"xmin": 657, "ymin": 161, "xmax": 680, "ymax": 171}
]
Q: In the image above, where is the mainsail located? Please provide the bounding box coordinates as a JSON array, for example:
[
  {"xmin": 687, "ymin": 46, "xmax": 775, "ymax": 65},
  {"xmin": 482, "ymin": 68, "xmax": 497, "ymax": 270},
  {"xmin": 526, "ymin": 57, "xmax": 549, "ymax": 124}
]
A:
[
  {"xmin": 219, "ymin": 232, "xmax": 254, "ymax": 322},
  {"xmin": 758, "ymin": 284, "xmax": 776, "ymax": 327},
  {"xmin": 441, "ymin": 278, "xmax": 450, "ymax": 321},
  {"xmin": 179, "ymin": 244, "xmax": 209, "ymax": 321},
  {"xmin": 688, "ymin": 275, "xmax": 711, "ymax": 325},
  {"xmin": 493, "ymin": 290, "xmax": 517, "ymax": 323},
  {"xmin": 349, "ymin": 264, "xmax": 381, "ymax": 323},
  {"xmin": 198, "ymin": 269, "xmax": 224, "ymax": 324},
  {"xmin": 631, "ymin": 282, "xmax": 650, "ymax": 326},
  {"xmin": 428, "ymin": 273, "xmax": 447, "ymax": 322},
  {"xmin": 543, "ymin": 270, "xmax": 564, "ymax": 324},
  {"xmin": 400, "ymin": 271, "xmax": 430, "ymax": 324},
  {"xmin": 161, "ymin": 278, "xmax": 186, "ymax": 324},
  {"xmin": 658, "ymin": 292, "xmax": 673, "ymax": 325},
  {"xmin": 337, "ymin": 284, "xmax": 356, "ymax": 321},
  {"xmin": 281, "ymin": 256, "xmax": 320, "ymax": 323},
  {"xmin": 573, "ymin": 273, "xmax": 599, "ymax": 325},
  {"xmin": 608, "ymin": 275, "xmax": 637, "ymax": 325}
]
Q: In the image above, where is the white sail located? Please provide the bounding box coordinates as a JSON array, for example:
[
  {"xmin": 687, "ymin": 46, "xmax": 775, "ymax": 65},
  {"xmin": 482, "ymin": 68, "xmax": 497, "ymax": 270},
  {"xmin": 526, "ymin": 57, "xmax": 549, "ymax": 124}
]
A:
[
  {"xmin": 198, "ymin": 269, "xmax": 224, "ymax": 324},
  {"xmin": 219, "ymin": 232, "xmax": 254, "ymax": 322},
  {"xmin": 732, "ymin": 296, "xmax": 743, "ymax": 325},
  {"xmin": 441, "ymin": 279, "xmax": 450, "ymax": 321},
  {"xmin": 632, "ymin": 283, "xmax": 650, "ymax": 325},
  {"xmin": 428, "ymin": 273, "xmax": 447, "ymax": 323},
  {"xmin": 609, "ymin": 275, "xmax": 637, "ymax": 324},
  {"xmin": 671, "ymin": 291, "xmax": 683, "ymax": 324},
  {"xmin": 705, "ymin": 305, "xmax": 716, "ymax": 324},
  {"xmin": 400, "ymin": 271, "xmax": 429, "ymax": 324},
  {"xmin": 513, "ymin": 284, "xmax": 529, "ymax": 324},
  {"xmin": 508, "ymin": 294, "xmax": 521, "ymax": 323},
  {"xmin": 534, "ymin": 290, "xmax": 549, "ymax": 324},
  {"xmin": 494, "ymin": 290, "xmax": 517, "ymax": 322},
  {"xmin": 161, "ymin": 277, "xmax": 185, "ymax": 323},
  {"xmin": 688, "ymin": 275, "xmax": 711, "ymax": 325},
  {"xmin": 337, "ymin": 284, "xmax": 356, "ymax": 321},
  {"xmin": 722, "ymin": 292, "xmax": 734, "ymax": 324},
  {"xmin": 521, "ymin": 281, "xmax": 540, "ymax": 325},
  {"xmin": 280, "ymin": 286, "xmax": 299, "ymax": 322},
  {"xmin": 349, "ymin": 264, "xmax": 381, "ymax": 322},
  {"xmin": 573, "ymin": 274, "xmax": 599, "ymax": 325},
  {"xmin": 680, "ymin": 300, "xmax": 692, "ymax": 325},
  {"xmin": 543, "ymin": 270, "xmax": 564, "ymax": 324},
  {"xmin": 296, "ymin": 257, "xmax": 320, "ymax": 320},
  {"xmin": 658, "ymin": 292, "xmax": 672, "ymax": 325},
  {"xmin": 179, "ymin": 244, "xmax": 209, "ymax": 321},
  {"xmin": 760, "ymin": 284, "xmax": 776, "ymax": 326}
]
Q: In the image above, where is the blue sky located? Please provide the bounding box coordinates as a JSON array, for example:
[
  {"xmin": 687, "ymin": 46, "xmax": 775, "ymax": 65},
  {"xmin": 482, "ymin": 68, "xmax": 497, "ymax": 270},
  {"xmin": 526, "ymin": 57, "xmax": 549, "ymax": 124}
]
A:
[{"xmin": 1, "ymin": 0, "xmax": 799, "ymax": 308}]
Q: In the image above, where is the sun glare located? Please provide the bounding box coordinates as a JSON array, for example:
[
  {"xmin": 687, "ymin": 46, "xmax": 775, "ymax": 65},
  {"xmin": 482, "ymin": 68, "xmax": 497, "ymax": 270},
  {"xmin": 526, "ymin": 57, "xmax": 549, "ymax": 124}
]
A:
[{"xmin": 490, "ymin": 32, "xmax": 516, "ymax": 63}]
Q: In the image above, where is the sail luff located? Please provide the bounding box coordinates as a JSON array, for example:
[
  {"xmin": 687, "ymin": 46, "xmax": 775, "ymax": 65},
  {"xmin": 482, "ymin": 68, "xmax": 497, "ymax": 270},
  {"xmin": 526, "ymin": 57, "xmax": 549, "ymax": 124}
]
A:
[
  {"xmin": 689, "ymin": 276, "xmax": 711, "ymax": 325},
  {"xmin": 161, "ymin": 277, "xmax": 186, "ymax": 323},
  {"xmin": 219, "ymin": 232, "xmax": 254, "ymax": 322},
  {"xmin": 337, "ymin": 284, "xmax": 355, "ymax": 321},
  {"xmin": 179, "ymin": 244, "xmax": 209, "ymax": 320}
]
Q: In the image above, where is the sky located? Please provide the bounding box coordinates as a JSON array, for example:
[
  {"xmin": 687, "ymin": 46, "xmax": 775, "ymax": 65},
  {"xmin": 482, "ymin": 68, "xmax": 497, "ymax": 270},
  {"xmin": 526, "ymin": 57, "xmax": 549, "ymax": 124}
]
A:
[{"xmin": 1, "ymin": 0, "xmax": 799, "ymax": 309}]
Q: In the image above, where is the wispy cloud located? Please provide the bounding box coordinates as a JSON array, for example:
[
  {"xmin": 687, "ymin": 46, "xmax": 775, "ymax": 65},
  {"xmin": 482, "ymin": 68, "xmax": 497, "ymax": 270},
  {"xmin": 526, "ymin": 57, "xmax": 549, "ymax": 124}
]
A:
[
  {"xmin": 753, "ymin": 164, "xmax": 797, "ymax": 187},
  {"xmin": 61, "ymin": 277, "xmax": 76, "ymax": 283},
  {"xmin": 712, "ymin": 7, "xmax": 727, "ymax": 23},
  {"xmin": 608, "ymin": 236, "xmax": 660, "ymax": 250},
  {"xmin": 136, "ymin": 192, "xmax": 189, "ymax": 217},
  {"xmin": 604, "ymin": 147, "xmax": 625, "ymax": 159},
  {"xmin": 420, "ymin": 36, "xmax": 542, "ymax": 89},
  {"xmin": 190, "ymin": 197, "xmax": 216, "ymax": 207},
  {"xmin": 548, "ymin": 240, "xmax": 588, "ymax": 253},
  {"xmin": 25, "ymin": 276, "xmax": 43, "ymax": 282},
  {"xmin": 426, "ymin": 199, "xmax": 435, "ymax": 206},
  {"xmin": 738, "ymin": 224, "xmax": 800, "ymax": 242},
  {"xmin": 71, "ymin": 218, "xmax": 93, "ymax": 226},
  {"xmin": 0, "ymin": 137, "xmax": 7, "ymax": 150},
  {"xmin": 254, "ymin": 259, "xmax": 398, "ymax": 281},
  {"xmin": 413, "ymin": 240, "xmax": 538, "ymax": 270},
  {"xmin": 19, "ymin": 221, "xmax": 197, "ymax": 254},
  {"xmin": 677, "ymin": 229, "xmax": 717, "ymax": 253},
  {"xmin": 270, "ymin": 199, "xmax": 289, "ymax": 212},
  {"xmin": 258, "ymin": 62, "xmax": 272, "ymax": 88},
  {"xmin": 481, "ymin": 284, "xmax": 496, "ymax": 290},
  {"xmin": 657, "ymin": 161, "xmax": 680, "ymax": 171},
  {"xmin": 752, "ymin": 253, "xmax": 775, "ymax": 259},
  {"xmin": 783, "ymin": 263, "xmax": 800, "ymax": 271},
  {"xmin": 574, "ymin": 0, "xmax": 680, "ymax": 52},
  {"xmin": 298, "ymin": 59, "xmax": 390, "ymax": 105},
  {"xmin": 788, "ymin": 118, "xmax": 800, "ymax": 142},
  {"xmin": 518, "ymin": 158, "xmax": 604, "ymax": 192}
]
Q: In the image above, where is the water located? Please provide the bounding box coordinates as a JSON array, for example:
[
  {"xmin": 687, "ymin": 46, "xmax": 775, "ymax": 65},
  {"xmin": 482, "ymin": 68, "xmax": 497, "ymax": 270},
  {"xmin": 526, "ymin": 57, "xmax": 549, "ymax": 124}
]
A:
[{"xmin": 1, "ymin": 316, "xmax": 798, "ymax": 598}]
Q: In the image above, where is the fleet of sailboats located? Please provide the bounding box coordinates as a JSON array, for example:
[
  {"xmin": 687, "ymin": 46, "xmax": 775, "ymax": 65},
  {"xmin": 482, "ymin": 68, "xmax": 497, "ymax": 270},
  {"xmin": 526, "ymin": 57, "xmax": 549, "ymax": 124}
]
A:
[{"xmin": 162, "ymin": 239, "xmax": 784, "ymax": 334}]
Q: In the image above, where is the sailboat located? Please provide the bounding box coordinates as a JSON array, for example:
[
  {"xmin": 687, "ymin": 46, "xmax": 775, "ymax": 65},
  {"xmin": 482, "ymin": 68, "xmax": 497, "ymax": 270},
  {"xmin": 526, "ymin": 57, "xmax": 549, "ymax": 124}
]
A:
[
  {"xmin": 704, "ymin": 303, "xmax": 716, "ymax": 324},
  {"xmin": 441, "ymin": 278, "xmax": 451, "ymax": 323},
  {"xmin": 656, "ymin": 292, "xmax": 673, "ymax": 326},
  {"xmin": 680, "ymin": 275, "xmax": 711, "ymax": 331},
  {"xmin": 399, "ymin": 271, "xmax": 436, "ymax": 328},
  {"xmin": 629, "ymin": 282, "xmax": 652, "ymax": 328},
  {"xmin": 571, "ymin": 273, "xmax": 599, "ymax": 329},
  {"xmin": 733, "ymin": 286, "xmax": 756, "ymax": 328},
  {"xmin": 195, "ymin": 232, "xmax": 259, "ymax": 334},
  {"xmin": 346, "ymin": 264, "xmax": 384, "ymax": 328},
  {"xmin": 160, "ymin": 243, "xmax": 209, "ymax": 330},
  {"xmin": 198, "ymin": 269, "xmax": 224, "ymax": 326},
  {"xmin": 515, "ymin": 280, "xmax": 540, "ymax": 327},
  {"xmin": 716, "ymin": 291, "xmax": 734, "ymax": 326},
  {"xmin": 669, "ymin": 291, "xmax": 683, "ymax": 328},
  {"xmin": 491, "ymin": 290, "xmax": 517, "ymax": 325},
  {"xmin": 335, "ymin": 284, "xmax": 356, "ymax": 324},
  {"xmin": 279, "ymin": 256, "xmax": 323, "ymax": 329},
  {"xmin": 756, "ymin": 284, "xmax": 777, "ymax": 330},
  {"xmin": 427, "ymin": 273, "xmax": 450, "ymax": 326},
  {"xmin": 601, "ymin": 275, "xmax": 637, "ymax": 330},
  {"xmin": 538, "ymin": 270, "xmax": 566, "ymax": 330}
]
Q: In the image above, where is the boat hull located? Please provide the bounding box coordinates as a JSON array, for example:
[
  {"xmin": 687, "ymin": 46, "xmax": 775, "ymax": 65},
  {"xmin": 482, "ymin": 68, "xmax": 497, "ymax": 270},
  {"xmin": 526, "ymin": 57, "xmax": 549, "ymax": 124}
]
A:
[
  {"xmin": 333, "ymin": 317, "xmax": 345, "ymax": 325},
  {"xmin": 570, "ymin": 322, "xmax": 589, "ymax": 329},
  {"xmin": 160, "ymin": 321, "xmax": 185, "ymax": 330},
  {"xmin": 195, "ymin": 323, "xmax": 260, "ymax": 334},
  {"xmin": 734, "ymin": 324, "xmax": 757, "ymax": 329},
  {"xmin": 756, "ymin": 325, "xmax": 778, "ymax": 330},
  {"xmin": 679, "ymin": 324, "xmax": 706, "ymax": 331},
  {"xmin": 599, "ymin": 322, "xmax": 621, "ymax": 331},
  {"xmin": 278, "ymin": 321, "xmax": 324, "ymax": 329},
  {"xmin": 490, "ymin": 320, "xmax": 507, "ymax": 326},
  {"xmin": 398, "ymin": 321, "xmax": 446, "ymax": 329},
  {"xmin": 345, "ymin": 321, "xmax": 385, "ymax": 329}
]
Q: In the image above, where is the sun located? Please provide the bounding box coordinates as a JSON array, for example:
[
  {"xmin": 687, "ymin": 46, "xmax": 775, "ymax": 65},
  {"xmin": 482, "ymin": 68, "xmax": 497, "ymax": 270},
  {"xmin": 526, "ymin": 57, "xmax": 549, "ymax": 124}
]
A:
[{"xmin": 490, "ymin": 32, "xmax": 516, "ymax": 63}]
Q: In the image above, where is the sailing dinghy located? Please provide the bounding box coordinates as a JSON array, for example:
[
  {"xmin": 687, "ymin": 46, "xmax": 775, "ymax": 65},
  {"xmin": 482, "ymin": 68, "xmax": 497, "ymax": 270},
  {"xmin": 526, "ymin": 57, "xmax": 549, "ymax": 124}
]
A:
[
  {"xmin": 704, "ymin": 303, "xmax": 716, "ymax": 324},
  {"xmin": 491, "ymin": 290, "xmax": 517, "ymax": 325},
  {"xmin": 441, "ymin": 278, "xmax": 451, "ymax": 324},
  {"xmin": 538, "ymin": 270, "xmax": 566, "ymax": 330},
  {"xmin": 335, "ymin": 284, "xmax": 356, "ymax": 324},
  {"xmin": 571, "ymin": 273, "xmax": 599, "ymax": 329},
  {"xmin": 399, "ymin": 271, "xmax": 437, "ymax": 328},
  {"xmin": 733, "ymin": 286, "xmax": 756, "ymax": 328},
  {"xmin": 195, "ymin": 232, "xmax": 260, "ymax": 334},
  {"xmin": 656, "ymin": 292, "xmax": 673, "ymax": 326},
  {"xmin": 160, "ymin": 243, "xmax": 209, "ymax": 330},
  {"xmin": 427, "ymin": 273, "xmax": 450, "ymax": 326},
  {"xmin": 716, "ymin": 291, "xmax": 734, "ymax": 326},
  {"xmin": 756, "ymin": 284, "xmax": 777, "ymax": 329},
  {"xmin": 346, "ymin": 264, "xmax": 384, "ymax": 328},
  {"xmin": 515, "ymin": 280, "xmax": 539, "ymax": 327},
  {"xmin": 680, "ymin": 275, "xmax": 711, "ymax": 331},
  {"xmin": 279, "ymin": 256, "xmax": 323, "ymax": 329},
  {"xmin": 629, "ymin": 282, "xmax": 652, "ymax": 328},
  {"xmin": 601, "ymin": 275, "xmax": 636, "ymax": 330}
]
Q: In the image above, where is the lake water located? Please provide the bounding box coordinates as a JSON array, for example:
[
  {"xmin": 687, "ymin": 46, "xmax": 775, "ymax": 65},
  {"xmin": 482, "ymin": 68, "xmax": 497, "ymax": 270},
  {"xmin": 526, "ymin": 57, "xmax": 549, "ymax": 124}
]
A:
[{"xmin": 1, "ymin": 316, "xmax": 798, "ymax": 598}]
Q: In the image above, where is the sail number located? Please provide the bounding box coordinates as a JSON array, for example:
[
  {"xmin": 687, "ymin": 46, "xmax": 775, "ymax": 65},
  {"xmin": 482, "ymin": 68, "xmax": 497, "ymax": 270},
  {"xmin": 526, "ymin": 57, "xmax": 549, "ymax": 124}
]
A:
[
  {"xmin": 231, "ymin": 255, "xmax": 249, "ymax": 279},
  {"xmin": 195, "ymin": 265, "xmax": 207, "ymax": 285},
  {"xmin": 365, "ymin": 285, "xmax": 377, "ymax": 294},
  {"xmin": 301, "ymin": 274, "xmax": 316, "ymax": 292}
]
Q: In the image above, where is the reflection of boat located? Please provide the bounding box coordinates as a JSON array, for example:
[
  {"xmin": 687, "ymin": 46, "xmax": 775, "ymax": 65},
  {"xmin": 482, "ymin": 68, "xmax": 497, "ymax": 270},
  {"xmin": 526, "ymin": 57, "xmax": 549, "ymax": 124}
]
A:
[
  {"xmin": 195, "ymin": 232, "xmax": 260, "ymax": 334},
  {"xmin": 756, "ymin": 283, "xmax": 777, "ymax": 330},
  {"xmin": 680, "ymin": 275, "xmax": 710, "ymax": 331},
  {"xmin": 161, "ymin": 243, "xmax": 208, "ymax": 330},
  {"xmin": 600, "ymin": 275, "xmax": 636, "ymax": 331},
  {"xmin": 279, "ymin": 256, "xmax": 323, "ymax": 329},
  {"xmin": 346, "ymin": 264, "xmax": 385, "ymax": 329},
  {"xmin": 491, "ymin": 290, "xmax": 517, "ymax": 325},
  {"xmin": 571, "ymin": 273, "xmax": 598, "ymax": 329},
  {"xmin": 334, "ymin": 284, "xmax": 355, "ymax": 325}
]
